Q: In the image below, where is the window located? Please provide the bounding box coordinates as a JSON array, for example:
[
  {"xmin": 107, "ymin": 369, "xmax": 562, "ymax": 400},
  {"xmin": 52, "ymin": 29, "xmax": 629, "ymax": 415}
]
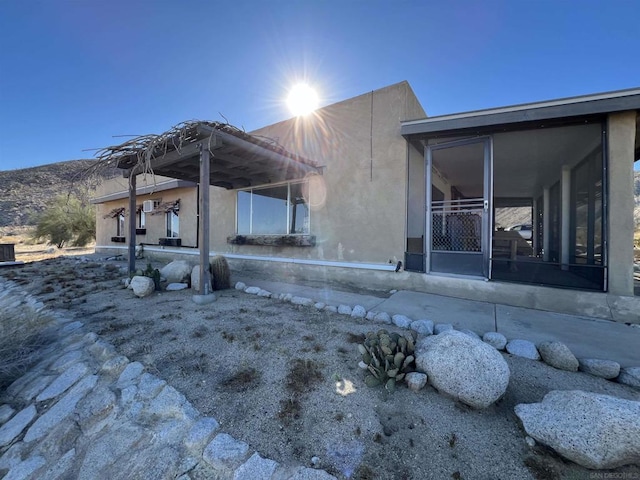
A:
[
  {"xmin": 138, "ymin": 210, "xmax": 146, "ymax": 228},
  {"xmin": 166, "ymin": 210, "xmax": 179, "ymax": 238},
  {"xmin": 237, "ymin": 181, "xmax": 310, "ymax": 235},
  {"xmin": 116, "ymin": 213, "xmax": 125, "ymax": 237}
]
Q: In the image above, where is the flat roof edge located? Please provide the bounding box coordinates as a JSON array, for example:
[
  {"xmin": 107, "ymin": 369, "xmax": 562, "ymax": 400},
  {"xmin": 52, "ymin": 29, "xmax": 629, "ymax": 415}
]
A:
[
  {"xmin": 91, "ymin": 179, "xmax": 196, "ymax": 204},
  {"xmin": 402, "ymin": 88, "xmax": 640, "ymax": 136}
]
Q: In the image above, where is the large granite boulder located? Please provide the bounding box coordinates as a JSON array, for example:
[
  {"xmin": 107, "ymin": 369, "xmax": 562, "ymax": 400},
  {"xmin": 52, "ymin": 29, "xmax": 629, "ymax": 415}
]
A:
[
  {"xmin": 415, "ymin": 330, "xmax": 510, "ymax": 409},
  {"xmin": 537, "ymin": 341, "xmax": 579, "ymax": 372},
  {"xmin": 515, "ymin": 390, "xmax": 640, "ymax": 469},
  {"xmin": 160, "ymin": 260, "xmax": 191, "ymax": 284},
  {"xmin": 130, "ymin": 276, "xmax": 155, "ymax": 298}
]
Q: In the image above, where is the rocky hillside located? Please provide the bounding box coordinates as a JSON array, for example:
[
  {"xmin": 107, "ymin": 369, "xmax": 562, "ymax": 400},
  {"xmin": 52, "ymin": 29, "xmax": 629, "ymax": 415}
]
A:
[{"xmin": 0, "ymin": 159, "xmax": 117, "ymax": 227}]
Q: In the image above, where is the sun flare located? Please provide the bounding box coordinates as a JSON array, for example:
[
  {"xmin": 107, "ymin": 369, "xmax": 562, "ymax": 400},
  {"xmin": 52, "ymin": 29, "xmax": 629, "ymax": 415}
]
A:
[{"xmin": 287, "ymin": 83, "xmax": 319, "ymax": 116}]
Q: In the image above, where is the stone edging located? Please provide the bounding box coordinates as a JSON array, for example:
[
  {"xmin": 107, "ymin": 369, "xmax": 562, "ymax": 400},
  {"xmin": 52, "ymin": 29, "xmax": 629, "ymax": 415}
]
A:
[
  {"xmin": 0, "ymin": 280, "xmax": 337, "ymax": 480},
  {"xmin": 235, "ymin": 282, "xmax": 640, "ymax": 390}
]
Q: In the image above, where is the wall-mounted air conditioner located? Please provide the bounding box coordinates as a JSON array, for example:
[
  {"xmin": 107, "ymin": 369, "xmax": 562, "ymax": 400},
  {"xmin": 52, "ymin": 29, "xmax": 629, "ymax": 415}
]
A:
[{"xmin": 142, "ymin": 200, "xmax": 154, "ymax": 213}]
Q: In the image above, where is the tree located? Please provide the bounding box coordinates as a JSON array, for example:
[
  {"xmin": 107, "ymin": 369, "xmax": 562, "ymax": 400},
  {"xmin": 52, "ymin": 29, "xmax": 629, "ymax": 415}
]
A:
[{"xmin": 33, "ymin": 195, "xmax": 95, "ymax": 248}]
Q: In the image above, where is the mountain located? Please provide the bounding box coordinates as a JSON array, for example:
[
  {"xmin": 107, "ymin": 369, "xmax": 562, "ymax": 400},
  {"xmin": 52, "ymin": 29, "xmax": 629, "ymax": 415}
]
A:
[{"xmin": 0, "ymin": 159, "xmax": 117, "ymax": 227}]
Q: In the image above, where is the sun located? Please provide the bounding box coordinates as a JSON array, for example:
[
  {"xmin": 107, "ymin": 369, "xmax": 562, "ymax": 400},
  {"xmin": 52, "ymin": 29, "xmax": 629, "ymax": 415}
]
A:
[{"xmin": 286, "ymin": 83, "xmax": 319, "ymax": 116}]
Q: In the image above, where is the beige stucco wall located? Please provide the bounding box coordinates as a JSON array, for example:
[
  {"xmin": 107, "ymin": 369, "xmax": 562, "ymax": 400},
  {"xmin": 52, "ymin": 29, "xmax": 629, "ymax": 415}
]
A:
[
  {"xmin": 607, "ymin": 111, "xmax": 637, "ymax": 296},
  {"xmin": 207, "ymin": 81, "xmax": 427, "ymax": 264},
  {"xmin": 95, "ymin": 185, "xmax": 197, "ymax": 248}
]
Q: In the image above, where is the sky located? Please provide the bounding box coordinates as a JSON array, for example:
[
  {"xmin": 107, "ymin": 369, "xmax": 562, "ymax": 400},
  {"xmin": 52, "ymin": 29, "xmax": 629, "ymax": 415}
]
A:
[{"xmin": 1, "ymin": 0, "xmax": 639, "ymax": 171}]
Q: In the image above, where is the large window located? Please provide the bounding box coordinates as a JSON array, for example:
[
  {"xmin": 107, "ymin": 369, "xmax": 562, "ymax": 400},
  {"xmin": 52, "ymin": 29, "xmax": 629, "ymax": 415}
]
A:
[
  {"xmin": 237, "ymin": 182, "xmax": 310, "ymax": 235},
  {"xmin": 166, "ymin": 210, "xmax": 179, "ymax": 238}
]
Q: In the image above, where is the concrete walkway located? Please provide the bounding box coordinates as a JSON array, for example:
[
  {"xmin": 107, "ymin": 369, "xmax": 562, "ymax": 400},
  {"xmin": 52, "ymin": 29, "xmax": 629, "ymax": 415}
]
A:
[{"xmin": 238, "ymin": 277, "xmax": 640, "ymax": 367}]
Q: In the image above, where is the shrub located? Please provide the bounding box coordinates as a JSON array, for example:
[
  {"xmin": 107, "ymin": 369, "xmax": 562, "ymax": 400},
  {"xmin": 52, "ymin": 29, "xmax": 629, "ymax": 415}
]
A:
[{"xmin": 32, "ymin": 195, "xmax": 95, "ymax": 248}]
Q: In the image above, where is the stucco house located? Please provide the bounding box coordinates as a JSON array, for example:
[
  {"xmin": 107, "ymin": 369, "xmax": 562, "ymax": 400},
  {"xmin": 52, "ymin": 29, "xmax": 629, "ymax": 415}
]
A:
[{"xmin": 92, "ymin": 81, "xmax": 640, "ymax": 322}]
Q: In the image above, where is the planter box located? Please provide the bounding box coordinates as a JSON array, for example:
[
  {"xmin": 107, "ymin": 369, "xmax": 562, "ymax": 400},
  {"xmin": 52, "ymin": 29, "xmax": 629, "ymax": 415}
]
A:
[
  {"xmin": 111, "ymin": 236, "xmax": 126, "ymax": 243},
  {"xmin": 159, "ymin": 238, "xmax": 181, "ymax": 247},
  {"xmin": 227, "ymin": 235, "xmax": 316, "ymax": 247},
  {"xmin": 135, "ymin": 228, "xmax": 146, "ymax": 235}
]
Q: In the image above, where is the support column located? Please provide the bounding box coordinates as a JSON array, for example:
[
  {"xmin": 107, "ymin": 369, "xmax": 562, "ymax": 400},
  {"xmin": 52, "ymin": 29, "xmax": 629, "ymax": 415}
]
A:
[
  {"xmin": 561, "ymin": 166, "xmax": 571, "ymax": 271},
  {"xmin": 196, "ymin": 144, "xmax": 214, "ymax": 299},
  {"xmin": 542, "ymin": 187, "xmax": 550, "ymax": 262},
  {"xmin": 128, "ymin": 171, "xmax": 137, "ymax": 275},
  {"xmin": 607, "ymin": 111, "xmax": 636, "ymax": 296}
]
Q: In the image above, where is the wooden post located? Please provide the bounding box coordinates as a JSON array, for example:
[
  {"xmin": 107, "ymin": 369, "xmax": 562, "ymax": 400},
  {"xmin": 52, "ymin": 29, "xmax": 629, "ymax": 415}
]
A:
[
  {"xmin": 198, "ymin": 145, "xmax": 212, "ymax": 295},
  {"xmin": 128, "ymin": 171, "xmax": 137, "ymax": 275}
]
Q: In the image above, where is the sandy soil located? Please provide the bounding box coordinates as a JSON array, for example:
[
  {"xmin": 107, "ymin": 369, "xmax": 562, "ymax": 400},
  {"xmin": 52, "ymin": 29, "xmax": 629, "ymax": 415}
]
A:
[{"xmin": 2, "ymin": 255, "xmax": 640, "ymax": 480}]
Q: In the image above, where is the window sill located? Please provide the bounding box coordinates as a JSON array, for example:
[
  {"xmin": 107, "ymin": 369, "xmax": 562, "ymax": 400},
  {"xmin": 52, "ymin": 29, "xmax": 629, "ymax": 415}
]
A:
[
  {"xmin": 159, "ymin": 238, "xmax": 182, "ymax": 247},
  {"xmin": 136, "ymin": 228, "xmax": 146, "ymax": 235},
  {"xmin": 227, "ymin": 235, "xmax": 316, "ymax": 247},
  {"xmin": 111, "ymin": 236, "xmax": 126, "ymax": 243}
]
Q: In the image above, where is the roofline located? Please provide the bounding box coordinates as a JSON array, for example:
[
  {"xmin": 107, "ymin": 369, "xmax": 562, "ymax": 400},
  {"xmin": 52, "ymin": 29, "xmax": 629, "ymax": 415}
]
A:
[
  {"xmin": 91, "ymin": 179, "xmax": 196, "ymax": 204},
  {"xmin": 401, "ymin": 87, "xmax": 640, "ymax": 136}
]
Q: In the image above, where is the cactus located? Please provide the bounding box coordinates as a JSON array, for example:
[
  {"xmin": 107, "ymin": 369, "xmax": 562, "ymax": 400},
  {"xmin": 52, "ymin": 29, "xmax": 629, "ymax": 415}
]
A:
[
  {"xmin": 359, "ymin": 329, "xmax": 417, "ymax": 392},
  {"xmin": 210, "ymin": 255, "xmax": 230, "ymax": 290}
]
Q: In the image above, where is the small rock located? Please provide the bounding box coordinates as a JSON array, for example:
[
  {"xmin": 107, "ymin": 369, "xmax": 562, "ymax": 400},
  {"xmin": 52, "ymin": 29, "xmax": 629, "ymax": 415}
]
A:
[
  {"xmin": 389, "ymin": 289, "xmax": 398, "ymax": 294},
  {"xmin": 617, "ymin": 367, "xmax": 640, "ymax": 388},
  {"xmin": 185, "ymin": 417, "xmax": 220, "ymax": 454},
  {"xmin": 525, "ymin": 436, "xmax": 536, "ymax": 447},
  {"xmin": 392, "ymin": 314, "xmax": 412, "ymax": 328},
  {"xmin": 257, "ymin": 289, "xmax": 272, "ymax": 297},
  {"xmin": 37, "ymin": 362, "xmax": 89, "ymax": 402},
  {"xmin": 410, "ymin": 319, "xmax": 434, "ymax": 335},
  {"xmin": 234, "ymin": 452, "xmax": 279, "ymax": 480},
  {"xmin": 538, "ymin": 341, "xmax": 579, "ymax": 371},
  {"xmin": 365, "ymin": 311, "xmax": 377, "ymax": 321},
  {"xmin": 314, "ymin": 302, "xmax": 326, "ymax": 310},
  {"xmin": 373, "ymin": 312, "xmax": 392, "ymax": 324},
  {"xmin": 578, "ymin": 358, "xmax": 621, "ymax": 379},
  {"xmin": 506, "ymin": 339, "xmax": 540, "ymax": 360},
  {"xmin": 434, "ymin": 323, "xmax": 453, "ymax": 335},
  {"xmin": 310, "ymin": 456, "xmax": 320, "ymax": 466},
  {"xmin": 0, "ymin": 405, "xmax": 37, "ymax": 447},
  {"xmin": 0, "ymin": 404, "xmax": 15, "ymax": 424},
  {"xmin": 405, "ymin": 372, "xmax": 427, "ymax": 392},
  {"xmin": 291, "ymin": 296, "xmax": 314, "ymax": 307},
  {"xmin": 482, "ymin": 332, "xmax": 507, "ymax": 350},
  {"xmin": 244, "ymin": 286, "xmax": 261, "ymax": 295},
  {"xmin": 337, "ymin": 305, "xmax": 352, "ymax": 315},
  {"xmin": 166, "ymin": 283, "xmax": 188, "ymax": 291},
  {"xmin": 203, "ymin": 433, "xmax": 250, "ymax": 472},
  {"xmin": 358, "ymin": 361, "xmax": 368, "ymax": 370},
  {"xmin": 351, "ymin": 305, "xmax": 367, "ymax": 318},
  {"xmin": 459, "ymin": 329, "xmax": 481, "ymax": 340},
  {"xmin": 324, "ymin": 305, "xmax": 338, "ymax": 313},
  {"xmin": 235, "ymin": 282, "xmax": 246, "ymax": 291}
]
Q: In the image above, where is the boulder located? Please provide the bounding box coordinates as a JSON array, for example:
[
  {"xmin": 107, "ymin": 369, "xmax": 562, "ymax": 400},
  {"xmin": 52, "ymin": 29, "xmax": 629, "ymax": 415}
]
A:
[
  {"xmin": 351, "ymin": 305, "xmax": 367, "ymax": 318},
  {"xmin": 482, "ymin": 332, "xmax": 507, "ymax": 350},
  {"xmin": 514, "ymin": 390, "xmax": 640, "ymax": 469},
  {"xmin": 159, "ymin": 260, "xmax": 191, "ymax": 284},
  {"xmin": 537, "ymin": 341, "xmax": 579, "ymax": 372},
  {"xmin": 373, "ymin": 312, "xmax": 392, "ymax": 324},
  {"xmin": 337, "ymin": 305, "xmax": 352, "ymax": 315},
  {"xmin": 506, "ymin": 339, "xmax": 540, "ymax": 360},
  {"xmin": 617, "ymin": 367, "xmax": 640, "ymax": 388},
  {"xmin": 415, "ymin": 331, "xmax": 510, "ymax": 408},
  {"xmin": 129, "ymin": 276, "xmax": 155, "ymax": 298},
  {"xmin": 578, "ymin": 358, "xmax": 620, "ymax": 379},
  {"xmin": 410, "ymin": 319, "xmax": 433, "ymax": 336},
  {"xmin": 166, "ymin": 283, "xmax": 188, "ymax": 291}
]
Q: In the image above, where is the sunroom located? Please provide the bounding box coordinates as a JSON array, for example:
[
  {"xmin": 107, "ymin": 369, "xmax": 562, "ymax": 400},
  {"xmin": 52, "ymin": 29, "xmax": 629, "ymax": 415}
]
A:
[{"xmin": 402, "ymin": 89, "xmax": 640, "ymax": 295}]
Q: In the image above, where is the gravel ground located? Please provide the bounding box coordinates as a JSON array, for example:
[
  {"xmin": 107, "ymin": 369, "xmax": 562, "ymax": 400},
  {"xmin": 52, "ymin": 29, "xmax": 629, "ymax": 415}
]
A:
[{"xmin": 2, "ymin": 255, "xmax": 640, "ymax": 480}]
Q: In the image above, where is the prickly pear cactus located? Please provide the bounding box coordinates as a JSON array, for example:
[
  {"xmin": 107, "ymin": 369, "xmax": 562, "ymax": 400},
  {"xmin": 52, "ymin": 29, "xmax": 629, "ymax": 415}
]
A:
[
  {"xmin": 210, "ymin": 255, "xmax": 230, "ymax": 290},
  {"xmin": 358, "ymin": 329, "xmax": 416, "ymax": 392}
]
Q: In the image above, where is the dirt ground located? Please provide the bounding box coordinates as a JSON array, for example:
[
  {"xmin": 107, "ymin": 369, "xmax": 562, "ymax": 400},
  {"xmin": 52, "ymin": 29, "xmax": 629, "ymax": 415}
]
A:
[{"xmin": 2, "ymin": 255, "xmax": 640, "ymax": 480}]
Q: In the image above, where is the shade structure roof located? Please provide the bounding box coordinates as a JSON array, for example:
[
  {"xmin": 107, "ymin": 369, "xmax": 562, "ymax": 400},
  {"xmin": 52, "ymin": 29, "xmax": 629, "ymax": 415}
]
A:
[{"xmin": 111, "ymin": 121, "xmax": 321, "ymax": 188}]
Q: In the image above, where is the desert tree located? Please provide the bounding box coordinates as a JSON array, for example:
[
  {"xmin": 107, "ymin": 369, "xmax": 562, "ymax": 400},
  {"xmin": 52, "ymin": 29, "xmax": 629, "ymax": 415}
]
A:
[{"xmin": 33, "ymin": 194, "xmax": 96, "ymax": 248}]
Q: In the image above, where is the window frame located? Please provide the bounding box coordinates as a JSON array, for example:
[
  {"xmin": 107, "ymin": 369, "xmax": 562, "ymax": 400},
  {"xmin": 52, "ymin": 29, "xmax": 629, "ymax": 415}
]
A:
[
  {"xmin": 235, "ymin": 180, "xmax": 311, "ymax": 236},
  {"xmin": 165, "ymin": 210, "xmax": 179, "ymax": 238},
  {"xmin": 116, "ymin": 213, "xmax": 125, "ymax": 237}
]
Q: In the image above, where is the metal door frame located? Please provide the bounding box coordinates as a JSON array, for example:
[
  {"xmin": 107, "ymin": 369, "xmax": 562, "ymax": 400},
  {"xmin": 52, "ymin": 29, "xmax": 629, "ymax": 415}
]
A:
[{"xmin": 425, "ymin": 136, "xmax": 493, "ymax": 277}]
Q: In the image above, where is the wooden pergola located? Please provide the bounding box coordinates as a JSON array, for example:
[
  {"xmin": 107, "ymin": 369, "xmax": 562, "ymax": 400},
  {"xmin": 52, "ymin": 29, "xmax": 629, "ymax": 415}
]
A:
[{"xmin": 106, "ymin": 121, "xmax": 321, "ymax": 298}]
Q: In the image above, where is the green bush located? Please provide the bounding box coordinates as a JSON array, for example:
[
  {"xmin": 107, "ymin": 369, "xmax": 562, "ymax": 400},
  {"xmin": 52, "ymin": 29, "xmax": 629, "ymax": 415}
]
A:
[{"xmin": 32, "ymin": 195, "xmax": 95, "ymax": 248}]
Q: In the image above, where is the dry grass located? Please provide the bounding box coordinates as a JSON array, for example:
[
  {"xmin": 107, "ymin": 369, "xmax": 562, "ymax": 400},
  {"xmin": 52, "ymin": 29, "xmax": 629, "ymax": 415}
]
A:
[
  {"xmin": 0, "ymin": 226, "xmax": 95, "ymax": 263},
  {"xmin": 0, "ymin": 283, "xmax": 55, "ymax": 390}
]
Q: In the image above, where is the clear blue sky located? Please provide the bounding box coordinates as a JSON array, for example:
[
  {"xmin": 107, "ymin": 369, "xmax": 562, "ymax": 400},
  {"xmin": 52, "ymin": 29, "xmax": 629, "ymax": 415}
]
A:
[{"xmin": 1, "ymin": 0, "xmax": 639, "ymax": 171}]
